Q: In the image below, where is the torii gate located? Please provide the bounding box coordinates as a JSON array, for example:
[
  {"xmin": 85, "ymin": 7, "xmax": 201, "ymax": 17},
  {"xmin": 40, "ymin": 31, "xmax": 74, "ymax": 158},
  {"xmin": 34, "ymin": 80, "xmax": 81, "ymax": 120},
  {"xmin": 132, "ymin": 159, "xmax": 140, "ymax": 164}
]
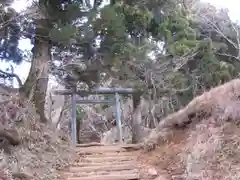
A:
[{"xmin": 53, "ymin": 87, "xmax": 135, "ymax": 147}]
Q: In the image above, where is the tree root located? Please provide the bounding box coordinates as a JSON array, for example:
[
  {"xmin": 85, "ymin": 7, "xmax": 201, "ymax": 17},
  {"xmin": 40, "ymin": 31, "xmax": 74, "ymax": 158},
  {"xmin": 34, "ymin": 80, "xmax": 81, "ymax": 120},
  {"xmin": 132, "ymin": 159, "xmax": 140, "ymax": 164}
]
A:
[
  {"xmin": 12, "ymin": 172, "xmax": 33, "ymax": 180},
  {"xmin": 0, "ymin": 126, "xmax": 20, "ymax": 146}
]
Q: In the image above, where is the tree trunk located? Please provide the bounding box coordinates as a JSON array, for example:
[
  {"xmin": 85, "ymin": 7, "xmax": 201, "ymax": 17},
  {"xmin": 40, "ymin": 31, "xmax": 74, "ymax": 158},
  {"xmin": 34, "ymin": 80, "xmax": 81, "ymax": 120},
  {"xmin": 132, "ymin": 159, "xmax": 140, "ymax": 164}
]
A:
[
  {"xmin": 20, "ymin": 35, "xmax": 51, "ymax": 123},
  {"xmin": 131, "ymin": 107, "xmax": 142, "ymax": 144},
  {"xmin": 131, "ymin": 91, "xmax": 142, "ymax": 144},
  {"xmin": 76, "ymin": 119, "xmax": 81, "ymax": 144}
]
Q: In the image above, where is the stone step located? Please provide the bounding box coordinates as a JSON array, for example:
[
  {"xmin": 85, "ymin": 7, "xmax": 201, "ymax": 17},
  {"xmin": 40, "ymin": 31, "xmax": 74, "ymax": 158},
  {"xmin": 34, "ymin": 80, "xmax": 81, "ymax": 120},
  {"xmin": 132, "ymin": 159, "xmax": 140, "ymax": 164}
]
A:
[
  {"xmin": 69, "ymin": 163, "xmax": 138, "ymax": 173},
  {"xmin": 75, "ymin": 144, "xmax": 140, "ymax": 154},
  {"xmin": 79, "ymin": 156, "xmax": 135, "ymax": 163},
  {"xmin": 76, "ymin": 142, "xmax": 103, "ymax": 147},
  {"xmin": 67, "ymin": 172, "xmax": 139, "ymax": 180},
  {"xmin": 72, "ymin": 161, "xmax": 135, "ymax": 167},
  {"xmin": 66, "ymin": 169, "xmax": 139, "ymax": 177},
  {"xmin": 65, "ymin": 144, "xmax": 140, "ymax": 180},
  {"xmin": 77, "ymin": 152, "xmax": 135, "ymax": 157},
  {"xmin": 75, "ymin": 147, "xmax": 126, "ymax": 154}
]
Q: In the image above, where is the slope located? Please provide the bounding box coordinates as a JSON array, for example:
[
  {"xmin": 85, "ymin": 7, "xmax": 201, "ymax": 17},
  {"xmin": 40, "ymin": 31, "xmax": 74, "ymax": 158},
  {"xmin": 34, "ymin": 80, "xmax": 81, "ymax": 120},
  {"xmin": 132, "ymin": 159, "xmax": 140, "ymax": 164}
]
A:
[
  {"xmin": 138, "ymin": 78, "xmax": 240, "ymax": 179},
  {"xmin": 0, "ymin": 88, "xmax": 73, "ymax": 180}
]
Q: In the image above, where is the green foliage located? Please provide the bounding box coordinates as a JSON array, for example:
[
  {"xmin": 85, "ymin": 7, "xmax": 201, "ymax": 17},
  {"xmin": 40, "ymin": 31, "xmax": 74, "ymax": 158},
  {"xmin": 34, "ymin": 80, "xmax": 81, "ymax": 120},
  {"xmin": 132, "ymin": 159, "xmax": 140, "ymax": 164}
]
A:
[
  {"xmin": 97, "ymin": 5, "xmax": 126, "ymax": 37},
  {"xmin": 0, "ymin": 3, "xmax": 23, "ymax": 63},
  {"xmin": 40, "ymin": 0, "xmax": 240, "ymax": 109},
  {"xmin": 11, "ymin": 0, "xmax": 240, "ymax": 117},
  {"xmin": 160, "ymin": 12, "xmax": 199, "ymax": 56},
  {"xmin": 120, "ymin": 4, "xmax": 153, "ymax": 36},
  {"xmin": 50, "ymin": 24, "xmax": 77, "ymax": 45},
  {"xmin": 46, "ymin": 0, "xmax": 240, "ymax": 121},
  {"xmin": 168, "ymin": 72, "xmax": 190, "ymax": 89},
  {"xmin": 93, "ymin": 5, "xmax": 127, "ymax": 61}
]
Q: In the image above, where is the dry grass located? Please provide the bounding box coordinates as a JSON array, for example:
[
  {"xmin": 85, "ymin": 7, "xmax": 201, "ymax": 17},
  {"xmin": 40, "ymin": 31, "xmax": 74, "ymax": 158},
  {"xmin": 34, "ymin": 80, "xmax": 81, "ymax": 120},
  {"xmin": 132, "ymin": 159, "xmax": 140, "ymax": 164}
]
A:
[
  {"xmin": 0, "ymin": 93, "xmax": 73, "ymax": 180},
  {"xmin": 139, "ymin": 78, "xmax": 240, "ymax": 179},
  {"xmin": 182, "ymin": 118, "xmax": 240, "ymax": 180},
  {"xmin": 142, "ymin": 79, "xmax": 240, "ymax": 150},
  {"xmin": 137, "ymin": 130, "xmax": 187, "ymax": 179}
]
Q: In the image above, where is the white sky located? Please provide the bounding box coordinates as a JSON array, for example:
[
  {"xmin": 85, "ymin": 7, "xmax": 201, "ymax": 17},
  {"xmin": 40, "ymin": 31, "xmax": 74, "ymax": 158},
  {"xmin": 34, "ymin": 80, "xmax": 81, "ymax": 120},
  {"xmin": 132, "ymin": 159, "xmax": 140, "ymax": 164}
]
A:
[
  {"xmin": 0, "ymin": 0, "xmax": 240, "ymax": 87},
  {"xmin": 202, "ymin": 0, "xmax": 240, "ymax": 22}
]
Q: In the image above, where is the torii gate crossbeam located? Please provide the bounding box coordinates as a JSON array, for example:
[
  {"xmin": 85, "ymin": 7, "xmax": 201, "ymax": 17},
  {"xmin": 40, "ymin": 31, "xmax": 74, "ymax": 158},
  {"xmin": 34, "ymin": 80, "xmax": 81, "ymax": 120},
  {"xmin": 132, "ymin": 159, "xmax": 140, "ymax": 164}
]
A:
[{"xmin": 53, "ymin": 88, "xmax": 135, "ymax": 147}]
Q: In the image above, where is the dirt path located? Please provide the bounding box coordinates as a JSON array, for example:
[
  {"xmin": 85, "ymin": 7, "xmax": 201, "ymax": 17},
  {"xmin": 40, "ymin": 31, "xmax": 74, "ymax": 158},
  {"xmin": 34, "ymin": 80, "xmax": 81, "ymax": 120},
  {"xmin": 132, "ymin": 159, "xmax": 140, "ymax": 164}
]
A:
[
  {"xmin": 62, "ymin": 143, "xmax": 143, "ymax": 180},
  {"xmin": 60, "ymin": 130, "xmax": 188, "ymax": 180}
]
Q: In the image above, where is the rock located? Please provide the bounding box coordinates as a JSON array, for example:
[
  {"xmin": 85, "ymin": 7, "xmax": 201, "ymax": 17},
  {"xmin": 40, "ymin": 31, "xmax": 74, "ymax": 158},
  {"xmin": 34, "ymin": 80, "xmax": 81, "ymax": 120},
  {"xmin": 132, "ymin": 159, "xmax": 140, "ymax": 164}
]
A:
[{"xmin": 148, "ymin": 167, "xmax": 158, "ymax": 177}]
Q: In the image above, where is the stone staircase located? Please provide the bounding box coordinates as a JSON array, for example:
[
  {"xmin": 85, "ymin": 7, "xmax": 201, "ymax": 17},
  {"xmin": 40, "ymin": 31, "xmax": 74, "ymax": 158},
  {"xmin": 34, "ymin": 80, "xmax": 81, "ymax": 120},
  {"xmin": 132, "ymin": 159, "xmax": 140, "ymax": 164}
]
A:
[{"xmin": 64, "ymin": 143, "xmax": 141, "ymax": 180}]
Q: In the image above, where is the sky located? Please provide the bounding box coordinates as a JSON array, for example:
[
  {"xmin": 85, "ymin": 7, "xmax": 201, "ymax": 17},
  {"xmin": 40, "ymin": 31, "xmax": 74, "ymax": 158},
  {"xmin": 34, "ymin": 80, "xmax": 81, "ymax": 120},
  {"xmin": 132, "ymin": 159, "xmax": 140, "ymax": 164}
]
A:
[
  {"xmin": 202, "ymin": 0, "xmax": 240, "ymax": 22},
  {"xmin": 1, "ymin": 0, "xmax": 240, "ymax": 87},
  {"xmin": 0, "ymin": 0, "xmax": 33, "ymax": 86}
]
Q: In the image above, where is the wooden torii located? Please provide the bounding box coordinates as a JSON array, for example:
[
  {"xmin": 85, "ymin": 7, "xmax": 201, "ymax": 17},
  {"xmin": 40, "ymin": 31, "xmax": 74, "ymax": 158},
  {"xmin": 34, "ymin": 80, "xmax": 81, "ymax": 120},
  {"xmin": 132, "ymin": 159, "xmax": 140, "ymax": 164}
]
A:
[{"xmin": 53, "ymin": 87, "xmax": 135, "ymax": 147}]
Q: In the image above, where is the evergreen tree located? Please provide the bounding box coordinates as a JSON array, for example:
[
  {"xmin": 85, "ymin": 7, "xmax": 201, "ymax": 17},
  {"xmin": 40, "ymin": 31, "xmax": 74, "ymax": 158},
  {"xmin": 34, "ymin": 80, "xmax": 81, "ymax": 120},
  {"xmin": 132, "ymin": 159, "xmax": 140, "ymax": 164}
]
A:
[
  {"xmin": 1, "ymin": 0, "xmax": 240, "ymax": 128},
  {"xmin": 0, "ymin": 0, "xmax": 23, "ymax": 86}
]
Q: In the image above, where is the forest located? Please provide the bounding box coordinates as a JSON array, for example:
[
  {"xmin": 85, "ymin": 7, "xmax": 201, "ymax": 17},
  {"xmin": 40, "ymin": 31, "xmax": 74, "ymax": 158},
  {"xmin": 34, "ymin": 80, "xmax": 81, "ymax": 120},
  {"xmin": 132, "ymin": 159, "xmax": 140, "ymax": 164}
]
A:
[
  {"xmin": 1, "ymin": 0, "xmax": 239, "ymax": 140},
  {"xmin": 1, "ymin": 0, "xmax": 240, "ymax": 179}
]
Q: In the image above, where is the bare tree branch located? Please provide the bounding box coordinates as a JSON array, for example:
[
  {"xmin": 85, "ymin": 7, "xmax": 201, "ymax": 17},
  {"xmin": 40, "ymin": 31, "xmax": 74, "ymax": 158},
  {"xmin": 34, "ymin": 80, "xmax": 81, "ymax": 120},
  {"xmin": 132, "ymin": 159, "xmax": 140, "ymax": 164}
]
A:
[{"xmin": 0, "ymin": 69, "xmax": 23, "ymax": 87}]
